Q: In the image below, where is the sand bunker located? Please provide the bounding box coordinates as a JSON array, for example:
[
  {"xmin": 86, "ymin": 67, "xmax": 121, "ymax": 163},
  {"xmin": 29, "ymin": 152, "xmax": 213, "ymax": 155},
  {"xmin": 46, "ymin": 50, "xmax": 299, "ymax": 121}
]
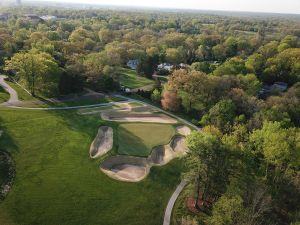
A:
[
  {"xmin": 149, "ymin": 145, "xmax": 175, "ymax": 166},
  {"xmin": 101, "ymin": 111, "xmax": 177, "ymax": 124},
  {"xmin": 171, "ymin": 137, "xmax": 188, "ymax": 154},
  {"xmin": 90, "ymin": 126, "xmax": 113, "ymax": 159},
  {"xmin": 100, "ymin": 156, "xmax": 149, "ymax": 182},
  {"xmin": 101, "ymin": 136, "xmax": 189, "ymax": 182},
  {"xmin": 176, "ymin": 125, "xmax": 191, "ymax": 136}
]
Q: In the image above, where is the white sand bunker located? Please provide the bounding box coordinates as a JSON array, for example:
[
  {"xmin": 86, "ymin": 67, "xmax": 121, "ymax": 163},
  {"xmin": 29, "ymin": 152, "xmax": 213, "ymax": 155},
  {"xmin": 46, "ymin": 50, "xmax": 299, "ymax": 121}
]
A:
[
  {"xmin": 101, "ymin": 136, "xmax": 189, "ymax": 182},
  {"xmin": 149, "ymin": 145, "xmax": 175, "ymax": 166},
  {"xmin": 90, "ymin": 126, "xmax": 113, "ymax": 159},
  {"xmin": 101, "ymin": 110, "xmax": 177, "ymax": 124},
  {"xmin": 149, "ymin": 136, "xmax": 188, "ymax": 165},
  {"xmin": 100, "ymin": 156, "xmax": 149, "ymax": 182},
  {"xmin": 176, "ymin": 125, "xmax": 191, "ymax": 136},
  {"xmin": 171, "ymin": 137, "xmax": 188, "ymax": 154}
]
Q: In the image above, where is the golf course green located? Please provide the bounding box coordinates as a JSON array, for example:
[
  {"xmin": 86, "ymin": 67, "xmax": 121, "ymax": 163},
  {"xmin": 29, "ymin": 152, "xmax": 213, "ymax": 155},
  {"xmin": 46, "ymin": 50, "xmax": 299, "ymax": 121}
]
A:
[
  {"xmin": 118, "ymin": 123, "xmax": 176, "ymax": 157},
  {"xmin": 0, "ymin": 108, "xmax": 183, "ymax": 225}
]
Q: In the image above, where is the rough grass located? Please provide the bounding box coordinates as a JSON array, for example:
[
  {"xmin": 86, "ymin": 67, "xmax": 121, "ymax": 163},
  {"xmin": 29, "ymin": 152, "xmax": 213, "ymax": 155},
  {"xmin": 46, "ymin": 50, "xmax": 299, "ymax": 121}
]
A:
[
  {"xmin": 5, "ymin": 81, "xmax": 34, "ymax": 101},
  {"xmin": 0, "ymin": 86, "xmax": 10, "ymax": 104},
  {"xmin": 118, "ymin": 123, "xmax": 175, "ymax": 157},
  {"xmin": 118, "ymin": 68, "xmax": 154, "ymax": 89},
  {"xmin": 0, "ymin": 108, "xmax": 182, "ymax": 225}
]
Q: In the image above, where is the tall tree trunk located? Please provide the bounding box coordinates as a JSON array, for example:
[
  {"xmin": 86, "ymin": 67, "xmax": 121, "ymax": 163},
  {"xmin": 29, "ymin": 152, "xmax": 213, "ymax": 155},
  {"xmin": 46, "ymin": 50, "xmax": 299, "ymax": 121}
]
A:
[{"xmin": 194, "ymin": 170, "xmax": 201, "ymax": 209}]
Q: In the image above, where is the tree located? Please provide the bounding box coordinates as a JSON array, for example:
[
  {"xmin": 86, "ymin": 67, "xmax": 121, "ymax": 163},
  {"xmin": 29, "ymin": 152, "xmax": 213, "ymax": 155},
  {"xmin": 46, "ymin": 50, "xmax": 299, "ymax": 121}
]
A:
[
  {"xmin": 5, "ymin": 49, "xmax": 61, "ymax": 96},
  {"xmin": 161, "ymin": 89, "xmax": 181, "ymax": 111},
  {"xmin": 250, "ymin": 121, "xmax": 300, "ymax": 168},
  {"xmin": 213, "ymin": 57, "xmax": 246, "ymax": 76},
  {"xmin": 186, "ymin": 130, "xmax": 230, "ymax": 210},
  {"xmin": 191, "ymin": 62, "xmax": 212, "ymax": 74},
  {"xmin": 262, "ymin": 48, "xmax": 300, "ymax": 84},
  {"xmin": 151, "ymin": 89, "xmax": 161, "ymax": 103},
  {"xmin": 165, "ymin": 47, "xmax": 186, "ymax": 64},
  {"xmin": 200, "ymin": 99, "xmax": 237, "ymax": 132},
  {"xmin": 245, "ymin": 53, "xmax": 265, "ymax": 75},
  {"xmin": 212, "ymin": 44, "xmax": 226, "ymax": 61}
]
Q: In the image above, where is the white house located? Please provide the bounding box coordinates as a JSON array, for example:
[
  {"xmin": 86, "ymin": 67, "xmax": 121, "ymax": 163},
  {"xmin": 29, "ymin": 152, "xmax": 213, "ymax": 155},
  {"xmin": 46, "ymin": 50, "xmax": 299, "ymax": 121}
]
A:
[
  {"xmin": 157, "ymin": 63, "xmax": 173, "ymax": 71},
  {"xmin": 127, "ymin": 59, "xmax": 139, "ymax": 70},
  {"xmin": 40, "ymin": 15, "xmax": 58, "ymax": 21}
]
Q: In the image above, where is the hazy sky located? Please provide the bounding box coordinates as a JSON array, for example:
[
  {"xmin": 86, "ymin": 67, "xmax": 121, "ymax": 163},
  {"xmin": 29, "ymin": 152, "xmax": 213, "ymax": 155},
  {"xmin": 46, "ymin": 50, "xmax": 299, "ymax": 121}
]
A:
[{"xmin": 33, "ymin": 0, "xmax": 300, "ymax": 14}]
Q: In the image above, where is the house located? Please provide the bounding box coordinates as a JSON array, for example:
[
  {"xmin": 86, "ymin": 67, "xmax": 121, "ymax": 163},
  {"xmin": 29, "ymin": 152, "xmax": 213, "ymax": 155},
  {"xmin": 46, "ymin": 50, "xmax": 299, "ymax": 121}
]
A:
[
  {"xmin": 157, "ymin": 63, "xmax": 173, "ymax": 71},
  {"xmin": 0, "ymin": 13, "xmax": 9, "ymax": 21},
  {"xmin": 273, "ymin": 82, "xmax": 288, "ymax": 92},
  {"xmin": 179, "ymin": 63, "xmax": 188, "ymax": 69},
  {"xmin": 127, "ymin": 59, "xmax": 139, "ymax": 70},
  {"xmin": 40, "ymin": 15, "xmax": 58, "ymax": 21},
  {"xmin": 23, "ymin": 14, "xmax": 43, "ymax": 23},
  {"xmin": 258, "ymin": 82, "xmax": 288, "ymax": 99}
]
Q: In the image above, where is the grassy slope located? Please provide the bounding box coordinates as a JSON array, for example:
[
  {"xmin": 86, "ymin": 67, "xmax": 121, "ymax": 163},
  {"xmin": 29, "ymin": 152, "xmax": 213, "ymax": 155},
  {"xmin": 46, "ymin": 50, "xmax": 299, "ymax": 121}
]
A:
[
  {"xmin": 118, "ymin": 123, "xmax": 175, "ymax": 157},
  {"xmin": 5, "ymin": 80, "xmax": 124, "ymax": 108},
  {"xmin": 0, "ymin": 109, "xmax": 182, "ymax": 225},
  {"xmin": 0, "ymin": 86, "xmax": 10, "ymax": 103},
  {"xmin": 5, "ymin": 81, "xmax": 35, "ymax": 101},
  {"xmin": 118, "ymin": 68, "xmax": 154, "ymax": 89}
]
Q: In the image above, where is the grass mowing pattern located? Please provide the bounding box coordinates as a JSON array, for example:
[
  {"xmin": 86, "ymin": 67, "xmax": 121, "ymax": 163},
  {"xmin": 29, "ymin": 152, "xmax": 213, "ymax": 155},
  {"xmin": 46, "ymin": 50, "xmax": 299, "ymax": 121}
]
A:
[
  {"xmin": 118, "ymin": 68, "xmax": 154, "ymax": 89},
  {"xmin": 0, "ymin": 109, "xmax": 182, "ymax": 225},
  {"xmin": 0, "ymin": 86, "xmax": 10, "ymax": 104},
  {"xmin": 118, "ymin": 123, "xmax": 175, "ymax": 157}
]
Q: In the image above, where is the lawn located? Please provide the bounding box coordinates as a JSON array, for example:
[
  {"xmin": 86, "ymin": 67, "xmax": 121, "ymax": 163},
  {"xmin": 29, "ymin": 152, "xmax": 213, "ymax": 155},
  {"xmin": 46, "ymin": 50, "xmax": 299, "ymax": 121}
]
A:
[
  {"xmin": 118, "ymin": 123, "xmax": 175, "ymax": 157},
  {"xmin": 118, "ymin": 68, "xmax": 154, "ymax": 89},
  {"xmin": 0, "ymin": 86, "xmax": 10, "ymax": 104},
  {"xmin": 0, "ymin": 108, "xmax": 182, "ymax": 225}
]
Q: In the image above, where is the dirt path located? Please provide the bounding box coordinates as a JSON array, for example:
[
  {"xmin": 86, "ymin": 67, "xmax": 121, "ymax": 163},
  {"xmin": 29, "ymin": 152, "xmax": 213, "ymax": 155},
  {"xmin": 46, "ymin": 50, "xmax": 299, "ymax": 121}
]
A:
[{"xmin": 0, "ymin": 75, "xmax": 20, "ymax": 105}]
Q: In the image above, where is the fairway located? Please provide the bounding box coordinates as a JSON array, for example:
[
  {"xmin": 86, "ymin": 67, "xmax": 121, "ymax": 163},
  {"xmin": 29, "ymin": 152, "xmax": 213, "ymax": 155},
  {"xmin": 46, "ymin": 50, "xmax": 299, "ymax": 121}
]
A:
[
  {"xmin": 0, "ymin": 108, "xmax": 182, "ymax": 225},
  {"xmin": 118, "ymin": 68, "xmax": 154, "ymax": 89},
  {"xmin": 118, "ymin": 123, "xmax": 175, "ymax": 157}
]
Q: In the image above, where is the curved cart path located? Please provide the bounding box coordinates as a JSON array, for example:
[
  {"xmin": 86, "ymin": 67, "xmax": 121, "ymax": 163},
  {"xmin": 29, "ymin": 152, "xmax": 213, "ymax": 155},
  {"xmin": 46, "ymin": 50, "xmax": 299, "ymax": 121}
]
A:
[
  {"xmin": 163, "ymin": 180, "xmax": 187, "ymax": 225},
  {"xmin": 0, "ymin": 75, "xmax": 20, "ymax": 105}
]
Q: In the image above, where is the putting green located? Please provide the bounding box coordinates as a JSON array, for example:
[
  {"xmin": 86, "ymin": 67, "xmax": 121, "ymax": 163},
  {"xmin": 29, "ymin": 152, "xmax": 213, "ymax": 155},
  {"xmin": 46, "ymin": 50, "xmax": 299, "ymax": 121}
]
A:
[{"xmin": 118, "ymin": 123, "xmax": 176, "ymax": 157}]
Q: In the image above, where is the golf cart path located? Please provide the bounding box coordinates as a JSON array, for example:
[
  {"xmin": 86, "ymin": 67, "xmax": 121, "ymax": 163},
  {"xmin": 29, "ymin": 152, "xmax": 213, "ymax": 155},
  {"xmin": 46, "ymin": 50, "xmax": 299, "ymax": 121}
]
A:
[
  {"xmin": 163, "ymin": 180, "xmax": 187, "ymax": 225},
  {"xmin": 0, "ymin": 75, "xmax": 20, "ymax": 105}
]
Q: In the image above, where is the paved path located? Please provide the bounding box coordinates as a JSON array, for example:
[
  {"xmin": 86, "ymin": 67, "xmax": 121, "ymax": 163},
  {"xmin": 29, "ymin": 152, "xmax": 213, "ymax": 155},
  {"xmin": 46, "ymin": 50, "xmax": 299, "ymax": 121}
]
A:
[
  {"xmin": 0, "ymin": 75, "xmax": 20, "ymax": 105},
  {"xmin": 163, "ymin": 180, "xmax": 187, "ymax": 225}
]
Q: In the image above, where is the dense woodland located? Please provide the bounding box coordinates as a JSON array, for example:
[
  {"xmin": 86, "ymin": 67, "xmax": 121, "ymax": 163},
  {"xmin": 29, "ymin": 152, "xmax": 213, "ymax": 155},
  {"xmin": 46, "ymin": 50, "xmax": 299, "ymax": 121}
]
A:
[{"xmin": 1, "ymin": 6, "xmax": 300, "ymax": 225}]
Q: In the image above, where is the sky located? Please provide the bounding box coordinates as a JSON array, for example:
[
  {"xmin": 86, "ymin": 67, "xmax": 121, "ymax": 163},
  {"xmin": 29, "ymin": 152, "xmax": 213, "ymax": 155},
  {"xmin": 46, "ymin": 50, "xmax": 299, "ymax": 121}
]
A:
[{"xmin": 32, "ymin": 0, "xmax": 300, "ymax": 14}]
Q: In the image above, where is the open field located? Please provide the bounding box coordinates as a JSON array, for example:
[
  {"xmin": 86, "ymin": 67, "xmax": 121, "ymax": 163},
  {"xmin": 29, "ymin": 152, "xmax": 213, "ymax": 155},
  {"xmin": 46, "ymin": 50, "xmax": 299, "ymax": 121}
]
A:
[
  {"xmin": 0, "ymin": 108, "xmax": 183, "ymax": 225},
  {"xmin": 0, "ymin": 86, "xmax": 10, "ymax": 104},
  {"xmin": 118, "ymin": 68, "xmax": 154, "ymax": 89},
  {"xmin": 118, "ymin": 123, "xmax": 176, "ymax": 157}
]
